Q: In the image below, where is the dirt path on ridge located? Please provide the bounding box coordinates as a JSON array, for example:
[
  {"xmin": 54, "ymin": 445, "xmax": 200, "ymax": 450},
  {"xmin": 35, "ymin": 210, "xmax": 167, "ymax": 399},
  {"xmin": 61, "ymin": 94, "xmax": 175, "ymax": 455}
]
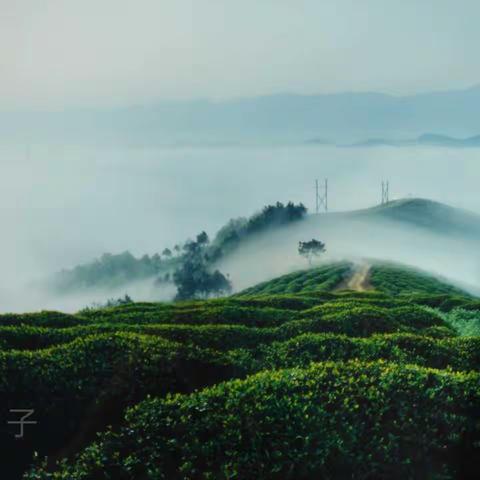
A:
[{"xmin": 335, "ymin": 263, "xmax": 372, "ymax": 292}]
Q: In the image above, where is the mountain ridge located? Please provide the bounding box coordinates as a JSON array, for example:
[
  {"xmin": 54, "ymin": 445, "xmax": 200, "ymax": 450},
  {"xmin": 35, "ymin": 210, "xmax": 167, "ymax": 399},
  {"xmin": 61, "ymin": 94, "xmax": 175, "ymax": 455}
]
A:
[
  {"xmin": 4, "ymin": 85, "xmax": 480, "ymax": 144},
  {"xmin": 363, "ymin": 198, "xmax": 480, "ymax": 233},
  {"xmin": 307, "ymin": 197, "xmax": 480, "ymax": 237},
  {"xmin": 347, "ymin": 132, "xmax": 480, "ymax": 148}
]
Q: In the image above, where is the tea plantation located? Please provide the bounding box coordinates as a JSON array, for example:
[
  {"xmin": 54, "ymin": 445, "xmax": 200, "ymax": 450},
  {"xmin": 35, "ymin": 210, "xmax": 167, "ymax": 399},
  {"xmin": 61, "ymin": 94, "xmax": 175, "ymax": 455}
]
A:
[{"xmin": 2, "ymin": 262, "xmax": 479, "ymax": 479}]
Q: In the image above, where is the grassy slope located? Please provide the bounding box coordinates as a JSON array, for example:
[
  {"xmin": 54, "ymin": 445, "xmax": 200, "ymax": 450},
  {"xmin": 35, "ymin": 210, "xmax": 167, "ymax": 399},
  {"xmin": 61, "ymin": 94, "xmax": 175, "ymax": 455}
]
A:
[{"xmin": 0, "ymin": 261, "xmax": 478, "ymax": 479}]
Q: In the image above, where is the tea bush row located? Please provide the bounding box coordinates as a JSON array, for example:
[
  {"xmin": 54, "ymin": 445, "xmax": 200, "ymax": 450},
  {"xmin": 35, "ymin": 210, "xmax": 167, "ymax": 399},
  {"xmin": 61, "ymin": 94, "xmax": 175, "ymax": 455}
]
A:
[{"xmin": 28, "ymin": 361, "xmax": 480, "ymax": 479}]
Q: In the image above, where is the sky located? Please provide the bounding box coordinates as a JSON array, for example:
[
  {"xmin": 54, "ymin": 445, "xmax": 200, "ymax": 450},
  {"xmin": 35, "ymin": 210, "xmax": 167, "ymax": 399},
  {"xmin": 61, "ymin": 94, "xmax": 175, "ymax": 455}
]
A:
[{"xmin": 2, "ymin": 0, "xmax": 480, "ymax": 109}]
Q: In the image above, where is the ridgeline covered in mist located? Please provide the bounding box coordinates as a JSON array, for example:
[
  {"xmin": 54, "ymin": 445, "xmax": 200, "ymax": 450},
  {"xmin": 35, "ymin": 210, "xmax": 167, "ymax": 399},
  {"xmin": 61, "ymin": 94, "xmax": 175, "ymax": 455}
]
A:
[
  {"xmin": 43, "ymin": 197, "xmax": 480, "ymax": 308},
  {"xmin": 47, "ymin": 202, "xmax": 307, "ymax": 301}
]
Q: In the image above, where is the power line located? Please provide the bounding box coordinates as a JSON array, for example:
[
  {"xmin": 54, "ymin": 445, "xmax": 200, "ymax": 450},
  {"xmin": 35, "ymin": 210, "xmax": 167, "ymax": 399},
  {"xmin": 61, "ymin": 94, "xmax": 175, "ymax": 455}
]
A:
[{"xmin": 315, "ymin": 178, "xmax": 328, "ymax": 213}]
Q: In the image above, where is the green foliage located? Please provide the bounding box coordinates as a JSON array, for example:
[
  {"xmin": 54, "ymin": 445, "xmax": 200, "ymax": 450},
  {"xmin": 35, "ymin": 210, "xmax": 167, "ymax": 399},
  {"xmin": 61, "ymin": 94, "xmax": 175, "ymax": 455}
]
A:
[
  {"xmin": 245, "ymin": 201, "xmax": 307, "ymax": 232},
  {"xmin": 1, "ymin": 333, "xmax": 243, "ymax": 479},
  {"xmin": 0, "ymin": 323, "xmax": 277, "ymax": 352},
  {"xmin": 248, "ymin": 332, "xmax": 480, "ymax": 372},
  {"xmin": 298, "ymin": 238, "xmax": 326, "ymax": 265},
  {"xmin": 28, "ymin": 361, "xmax": 480, "ymax": 479},
  {"xmin": 239, "ymin": 262, "xmax": 352, "ymax": 295},
  {"xmin": 0, "ymin": 293, "xmax": 452, "ymax": 353},
  {"xmin": 207, "ymin": 201, "xmax": 307, "ymax": 262},
  {"xmin": 370, "ymin": 263, "xmax": 467, "ymax": 296},
  {"xmin": 291, "ymin": 302, "xmax": 446, "ymax": 337},
  {"xmin": 173, "ymin": 231, "xmax": 231, "ymax": 300},
  {"xmin": 82, "ymin": 304, "xmax": 297, "ymax": 327},
  {"xmin": 432, "ymin": 307, "xmax": 480, "ymax": 336},
  {"xmin": 0, "ymin": 303, "xmax": 449, "ymax": 353},
  {"xmin": 51, "ymin": 251, "xmax": 169, "ymax": 292},
  {"xmin": 5, "ymin": 263, "xmax": 480, "ymax": 479},
  {"xmin": 50, "ymin": 202, "xmax": 307, "ymax": 293},
  {"xmin": 0, "ymin": 311, "xmax": 86, "ymax": 327}
]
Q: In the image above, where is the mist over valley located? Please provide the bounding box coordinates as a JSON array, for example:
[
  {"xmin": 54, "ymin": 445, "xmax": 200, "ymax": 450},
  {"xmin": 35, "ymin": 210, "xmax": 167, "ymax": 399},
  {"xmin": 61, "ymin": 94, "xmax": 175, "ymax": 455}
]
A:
[{"xmin": 0, "ymin": 142, "xmax": 478, "ymax": 311}]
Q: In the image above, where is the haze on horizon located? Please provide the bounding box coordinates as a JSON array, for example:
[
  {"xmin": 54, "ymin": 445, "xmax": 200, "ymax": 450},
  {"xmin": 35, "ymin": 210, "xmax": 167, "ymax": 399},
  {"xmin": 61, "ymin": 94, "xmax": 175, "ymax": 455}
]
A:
[{"xmin": 2, "ymin": 0, "xmax": 480, "ymax": 110}]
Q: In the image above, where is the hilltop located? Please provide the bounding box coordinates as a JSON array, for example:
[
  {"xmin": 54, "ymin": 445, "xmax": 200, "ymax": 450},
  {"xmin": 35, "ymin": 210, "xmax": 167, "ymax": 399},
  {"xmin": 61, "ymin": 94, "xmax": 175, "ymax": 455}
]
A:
[
  {"xmin": 346, "ymin": 198, "xmax": 480, "ymax": 237},
  {"xmin": 238, "ymin": 260, "xmax": 469, "ymax": 298}
]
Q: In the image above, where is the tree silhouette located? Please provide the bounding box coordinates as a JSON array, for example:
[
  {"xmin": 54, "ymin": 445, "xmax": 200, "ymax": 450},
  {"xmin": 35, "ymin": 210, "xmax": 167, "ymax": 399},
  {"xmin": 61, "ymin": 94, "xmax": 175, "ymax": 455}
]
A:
[
  {"xmin": 298, "ymin": 239, "xmax": 326, "ymax": 266},
  {"xmin": 196, "ymin": 231, "xmax": 209, "ymax": 245},
  {"xmin": 173, "ymin": 232, "xmax": 231, "ymax": 300}
]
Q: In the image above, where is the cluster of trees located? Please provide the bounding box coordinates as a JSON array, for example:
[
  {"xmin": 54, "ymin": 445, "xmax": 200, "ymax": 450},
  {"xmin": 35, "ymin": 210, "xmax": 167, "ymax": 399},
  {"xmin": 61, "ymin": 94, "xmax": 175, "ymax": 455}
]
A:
[
  {"xmin": 246, "ymin": 201, "xmax": 307, "ymax": 233},
  {"xmin": 52, "ymin": 201, "xmax": 308, "ymax": 300},
  {"xmin": 53, "ymin": 251, "xmax": 167, "ymax": 291},
  {"xmin": 52, "ymin": 248, "xmax": 188, "ymax": 292},
  {"xmin": 207, "ymin": 202, "xmax": 308, "ymax": 263},
  {"xmin": 173, "ymin": 231, "xmax": 232, "ymax": 300}
]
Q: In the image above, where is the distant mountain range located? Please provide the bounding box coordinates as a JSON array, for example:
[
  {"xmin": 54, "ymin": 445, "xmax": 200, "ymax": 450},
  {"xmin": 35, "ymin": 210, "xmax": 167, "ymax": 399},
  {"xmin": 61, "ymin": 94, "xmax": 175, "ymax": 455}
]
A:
[
  {"xmin": 3, "ymin": 84, "xmax": 480, "ymax": 145},
  {"xmin": 345, "ymin": 133, "xmax": 480, "ymax": 148}
]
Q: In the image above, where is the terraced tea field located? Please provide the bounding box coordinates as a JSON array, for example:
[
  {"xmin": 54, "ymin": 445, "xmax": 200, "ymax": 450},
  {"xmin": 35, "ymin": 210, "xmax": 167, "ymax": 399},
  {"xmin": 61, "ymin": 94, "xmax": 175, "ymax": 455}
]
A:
[{"xmin": 2, "ymin": 262, "xmax": 479, "ymax": 479}]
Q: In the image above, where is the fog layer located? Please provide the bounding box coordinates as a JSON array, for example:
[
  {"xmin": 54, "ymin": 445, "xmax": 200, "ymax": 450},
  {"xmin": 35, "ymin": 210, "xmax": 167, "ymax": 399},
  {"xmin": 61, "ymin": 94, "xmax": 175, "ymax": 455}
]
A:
[{"xmin": 1, "ymin": 143, "xmax": 479, "ymax": 311}]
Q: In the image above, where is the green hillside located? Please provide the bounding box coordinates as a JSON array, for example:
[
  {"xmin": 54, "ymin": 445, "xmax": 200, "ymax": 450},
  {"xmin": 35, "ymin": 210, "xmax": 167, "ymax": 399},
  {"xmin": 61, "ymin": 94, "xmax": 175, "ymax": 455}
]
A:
[
  {"xmin": 2, "ymin": 262, "xmax": 480, "ymax": 479},
  {"xmin": 349, "ymin": 197, "xmax": 480, "ymax": 237}
]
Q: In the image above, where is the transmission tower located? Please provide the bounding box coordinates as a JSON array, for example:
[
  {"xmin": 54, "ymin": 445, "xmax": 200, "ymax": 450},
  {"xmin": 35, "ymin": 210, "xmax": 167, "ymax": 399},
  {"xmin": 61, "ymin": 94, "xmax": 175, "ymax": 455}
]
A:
[
  {"xmin": 381, "ymin": 180, "xmax": 390, "ymax": 205},
  {"xmin": 315, "ymin": 178, "xmax": 328, "ymax": 213}
]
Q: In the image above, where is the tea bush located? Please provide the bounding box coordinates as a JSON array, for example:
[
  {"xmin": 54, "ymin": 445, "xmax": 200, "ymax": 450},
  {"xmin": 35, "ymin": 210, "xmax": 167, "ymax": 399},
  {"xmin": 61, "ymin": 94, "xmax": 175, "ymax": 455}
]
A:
[
  {"xmin": 0, "ymin": 333, "xmax": 243, "ymax": 479},
  {"xmin": 239, "ymin": 262, "xmax": 352, "ymax": 296},
  {"xmin": 3, "ymin": 262, "xmax": 480, "ymax": 479},
  {"xmin": 28, "ymin": 361, "xmax": 480, "ymax": 479},
  {"xmin": 370, "ymin": 264, "xmax": 467, "ymax": 296},
  {"xmin": 249, "ymin": 332, "xmax": 480, "ymax": 372}
]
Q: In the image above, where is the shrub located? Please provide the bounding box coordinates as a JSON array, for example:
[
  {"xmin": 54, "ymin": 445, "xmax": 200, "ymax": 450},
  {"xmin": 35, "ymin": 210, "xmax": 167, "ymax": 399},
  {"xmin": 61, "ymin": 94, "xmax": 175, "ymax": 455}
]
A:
[
  {"xmin": 245, "ymin": 333, "xmax": 480, "ymax": 372},
  {"xmin": 295, "ymin": 304, "xmax": 445, "ymax": 337},
  {"xmin": 370, "ymin": 264, "xmax": 467, "ymax": 297},
  {"xmin": 0, "ymin": 311, "xmax": 86, "ymax": 327},
  {"xmin": 0, "ymin": 333, "xmax": 243, "ymax": 479},
  {"xmin": 2, "ymin": 283, "xmax": 478, "ymax": 479},
  {"xmin": 82, "ymin": 305, "xmax": 296, "ymax": 327},
  {"xmin": 434, "ymin": 308, "xmax": 480, "ymax": 337},
  {"xmin": 239, "ymin": 262, "xmax": 353, "ymax": 296},
  {"xmin": 0, "ymin": 323, "xmax": 279, "ymax": 352},
  {"xmin": 29, "ymin": 361, "xmax": 480, "ymax": 479}
]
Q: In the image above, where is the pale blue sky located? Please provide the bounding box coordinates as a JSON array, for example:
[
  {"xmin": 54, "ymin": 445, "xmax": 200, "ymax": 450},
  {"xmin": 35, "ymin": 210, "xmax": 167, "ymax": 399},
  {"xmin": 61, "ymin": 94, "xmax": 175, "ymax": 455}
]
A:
[{"xmin": 1, "ymin": 0, "xmax": 480, "ymax": 108}]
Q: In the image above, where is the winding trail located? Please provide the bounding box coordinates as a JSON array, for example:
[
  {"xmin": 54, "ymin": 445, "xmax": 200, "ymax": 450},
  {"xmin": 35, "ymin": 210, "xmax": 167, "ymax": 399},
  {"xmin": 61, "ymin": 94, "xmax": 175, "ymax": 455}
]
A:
[{"xmin": 336, "ymin": 263, "xmax": 372, "ymax": 292}]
